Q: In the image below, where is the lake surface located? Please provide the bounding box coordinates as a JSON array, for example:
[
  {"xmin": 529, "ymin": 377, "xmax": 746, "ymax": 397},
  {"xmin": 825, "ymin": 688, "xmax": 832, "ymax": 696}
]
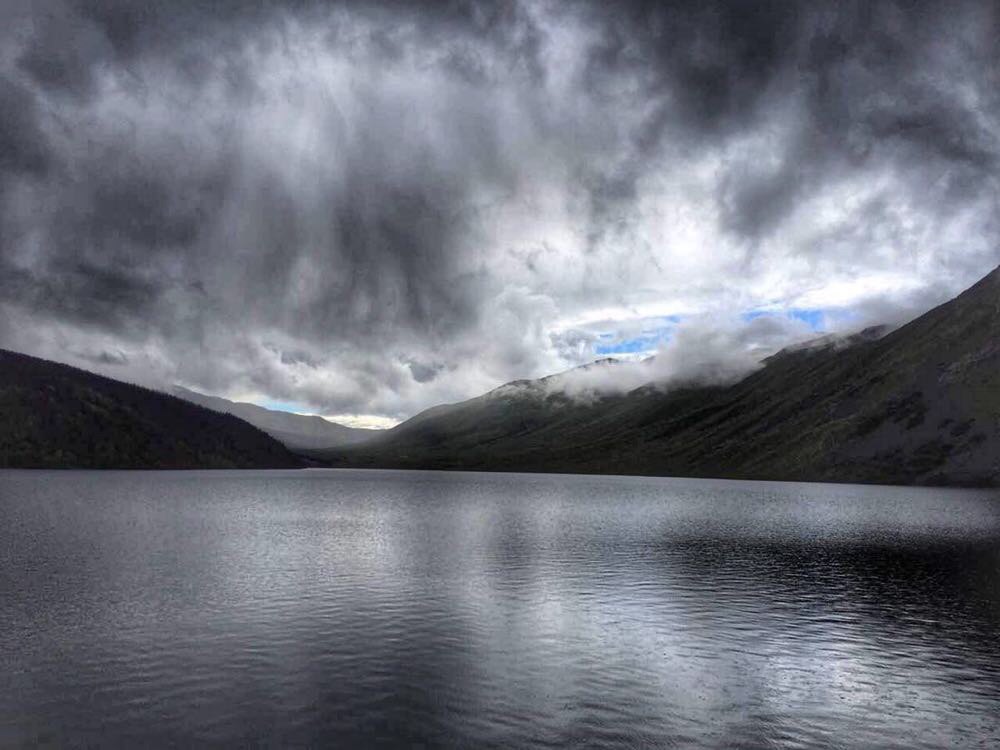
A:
[{"xmin": 2, "ymin": 469, "xmax": 999, "ymax": 748}]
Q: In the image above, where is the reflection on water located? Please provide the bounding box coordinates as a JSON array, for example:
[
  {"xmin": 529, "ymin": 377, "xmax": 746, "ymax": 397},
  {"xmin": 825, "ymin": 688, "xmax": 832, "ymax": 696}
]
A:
[{"xmin": 2, "ymin": 469, "xmax": 999, "ymax": 747}]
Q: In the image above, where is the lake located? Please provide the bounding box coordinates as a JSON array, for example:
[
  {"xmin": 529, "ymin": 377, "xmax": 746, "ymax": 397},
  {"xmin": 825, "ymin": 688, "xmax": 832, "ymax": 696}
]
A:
[{"xmin": 2, "ymin": 469, "xmax": 999, "ymax": 747}]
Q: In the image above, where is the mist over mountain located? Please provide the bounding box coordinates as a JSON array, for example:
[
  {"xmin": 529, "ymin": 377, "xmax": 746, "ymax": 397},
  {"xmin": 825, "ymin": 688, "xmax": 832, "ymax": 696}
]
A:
[
  {"xmin": 502, "ymin": 312, "xmax": 834, "ymax": 402},
  {"xmin": 171, "ymin": 386, "xmax": 380, "ymax": 450},
  {"xmin": 322, "ymin": 266, "xmax": 1000, "ymax": 487}
]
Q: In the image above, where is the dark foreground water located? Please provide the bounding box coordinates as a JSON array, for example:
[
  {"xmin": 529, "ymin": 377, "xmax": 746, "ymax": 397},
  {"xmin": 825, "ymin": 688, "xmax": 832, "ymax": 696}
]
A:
[{"xmin": 2, "ymin": 470, "xmax": 999, "ymax": 748}]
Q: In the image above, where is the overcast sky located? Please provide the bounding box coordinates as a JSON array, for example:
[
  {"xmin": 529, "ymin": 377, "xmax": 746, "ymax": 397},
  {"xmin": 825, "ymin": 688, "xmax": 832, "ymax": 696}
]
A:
[{"xmin": 1, "ymin": 0, "xmax": 998, "ymax": 427}]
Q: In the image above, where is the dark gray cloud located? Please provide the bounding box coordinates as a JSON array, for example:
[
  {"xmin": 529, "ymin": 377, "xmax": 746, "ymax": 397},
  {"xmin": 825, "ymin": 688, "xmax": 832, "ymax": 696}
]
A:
[
  {"xmin": 71, "ymin": 347, "xmax": 128, "ymax": 366},
  {"xmin": 1, "ymin": 0, "xmax": 999, "ymax": 420},
  {"xmin": 406, "ymin": 359, "xmax": 444, "ymax": 384},
  {"xmin": 0, "ymin": 77, "xmax": 51, "ymax": 175}
]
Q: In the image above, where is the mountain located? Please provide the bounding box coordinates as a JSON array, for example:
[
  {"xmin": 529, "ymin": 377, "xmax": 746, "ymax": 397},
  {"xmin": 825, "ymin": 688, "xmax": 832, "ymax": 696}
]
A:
[
  {"xmin": 322, "ymin": 265, "xmax": 1000, "ymax": 487},
  {"xmin": 171, "ymin": 386, "xmax": 380, "ymax": 450},
  {"xmin": 0, "ymin": 350, "xmax": 301, "ymax": 469}
]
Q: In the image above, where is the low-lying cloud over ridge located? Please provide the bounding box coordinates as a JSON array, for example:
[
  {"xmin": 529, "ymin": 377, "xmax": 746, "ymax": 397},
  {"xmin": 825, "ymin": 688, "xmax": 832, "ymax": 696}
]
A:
[
  {"xmin": 492, "ymin": 311, "xmax": 822, "ymax": 403},
  {"xmin": 1, "ymin": 0, "xmax": 998, "ymax": 421}
]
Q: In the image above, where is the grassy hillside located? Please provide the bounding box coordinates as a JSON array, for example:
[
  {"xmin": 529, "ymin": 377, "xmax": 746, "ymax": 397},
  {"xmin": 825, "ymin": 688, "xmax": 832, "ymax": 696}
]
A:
[
  {"xmin": 0, "ymin": 350, "xmax": 302, "ymax": 469},
  {"xmin": 322, "ymin": 266, "xmax": 1000, "ymax": 487}
]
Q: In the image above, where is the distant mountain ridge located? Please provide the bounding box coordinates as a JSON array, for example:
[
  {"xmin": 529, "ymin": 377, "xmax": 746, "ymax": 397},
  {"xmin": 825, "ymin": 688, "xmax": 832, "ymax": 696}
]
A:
[
  {"xmin": 171, "ymin": 386, "xmax": 380, "ymax": 450},
  {"xmin": 322, "ymin": 265, "xmax": 1000, "ymax": 487},
  {"xmin": 0, "ymin": 350, "xmax": 301, "ymax": 469},
  {"xmin": 5, "ymin": 266, "xmax": 998, "ymax": 483}
]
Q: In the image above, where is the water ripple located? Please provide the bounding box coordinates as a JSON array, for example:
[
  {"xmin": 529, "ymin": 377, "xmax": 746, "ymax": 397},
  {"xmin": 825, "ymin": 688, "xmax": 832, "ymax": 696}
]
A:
[{"xmin": 1, "ymin": 469, "xmax": 999, "ymax": 747}]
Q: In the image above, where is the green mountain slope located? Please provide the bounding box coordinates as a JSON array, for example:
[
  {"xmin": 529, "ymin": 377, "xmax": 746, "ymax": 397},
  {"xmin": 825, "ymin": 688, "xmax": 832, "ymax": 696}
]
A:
[
  {"xmin": 323, "ymin": 266, "xmax": 1000, "ymax": 486},
  {"xmin": 0, "ymin": 350, "xmax": 302, "ymax": 469}
]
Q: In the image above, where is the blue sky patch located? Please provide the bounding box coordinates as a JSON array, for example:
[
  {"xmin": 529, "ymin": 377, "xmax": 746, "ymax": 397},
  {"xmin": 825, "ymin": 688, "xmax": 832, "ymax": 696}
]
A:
[
  {"xmin": 596, "ymin": 335, "xmax": 664, "ymax": 354},
  {"xmin": 259, "ymin": 398, "xmax": 311, "ymax": 414},
  {"xmin": 742, "ymin": 307, "xmax": 828, "ymax": 331},
  {"xmin": 593, "ymin": 308, "xmax": 851, "ymax": 357},
  {"xmin": 594, "ymin": 321, "xmax": 677, "ymax": 355}
]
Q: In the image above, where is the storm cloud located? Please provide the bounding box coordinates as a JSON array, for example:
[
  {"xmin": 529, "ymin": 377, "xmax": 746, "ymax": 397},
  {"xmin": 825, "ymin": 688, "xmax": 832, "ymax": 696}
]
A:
[{"xmin": 1, "ymin": 0, "xmax": 998, "ymax": 422}]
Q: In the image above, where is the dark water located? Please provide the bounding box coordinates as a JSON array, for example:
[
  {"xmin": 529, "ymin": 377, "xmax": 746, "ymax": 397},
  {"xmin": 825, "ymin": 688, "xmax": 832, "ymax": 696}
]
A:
[{"xmin": 2, "ymin": 469, "xmax": 999, "ymax": 748}]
